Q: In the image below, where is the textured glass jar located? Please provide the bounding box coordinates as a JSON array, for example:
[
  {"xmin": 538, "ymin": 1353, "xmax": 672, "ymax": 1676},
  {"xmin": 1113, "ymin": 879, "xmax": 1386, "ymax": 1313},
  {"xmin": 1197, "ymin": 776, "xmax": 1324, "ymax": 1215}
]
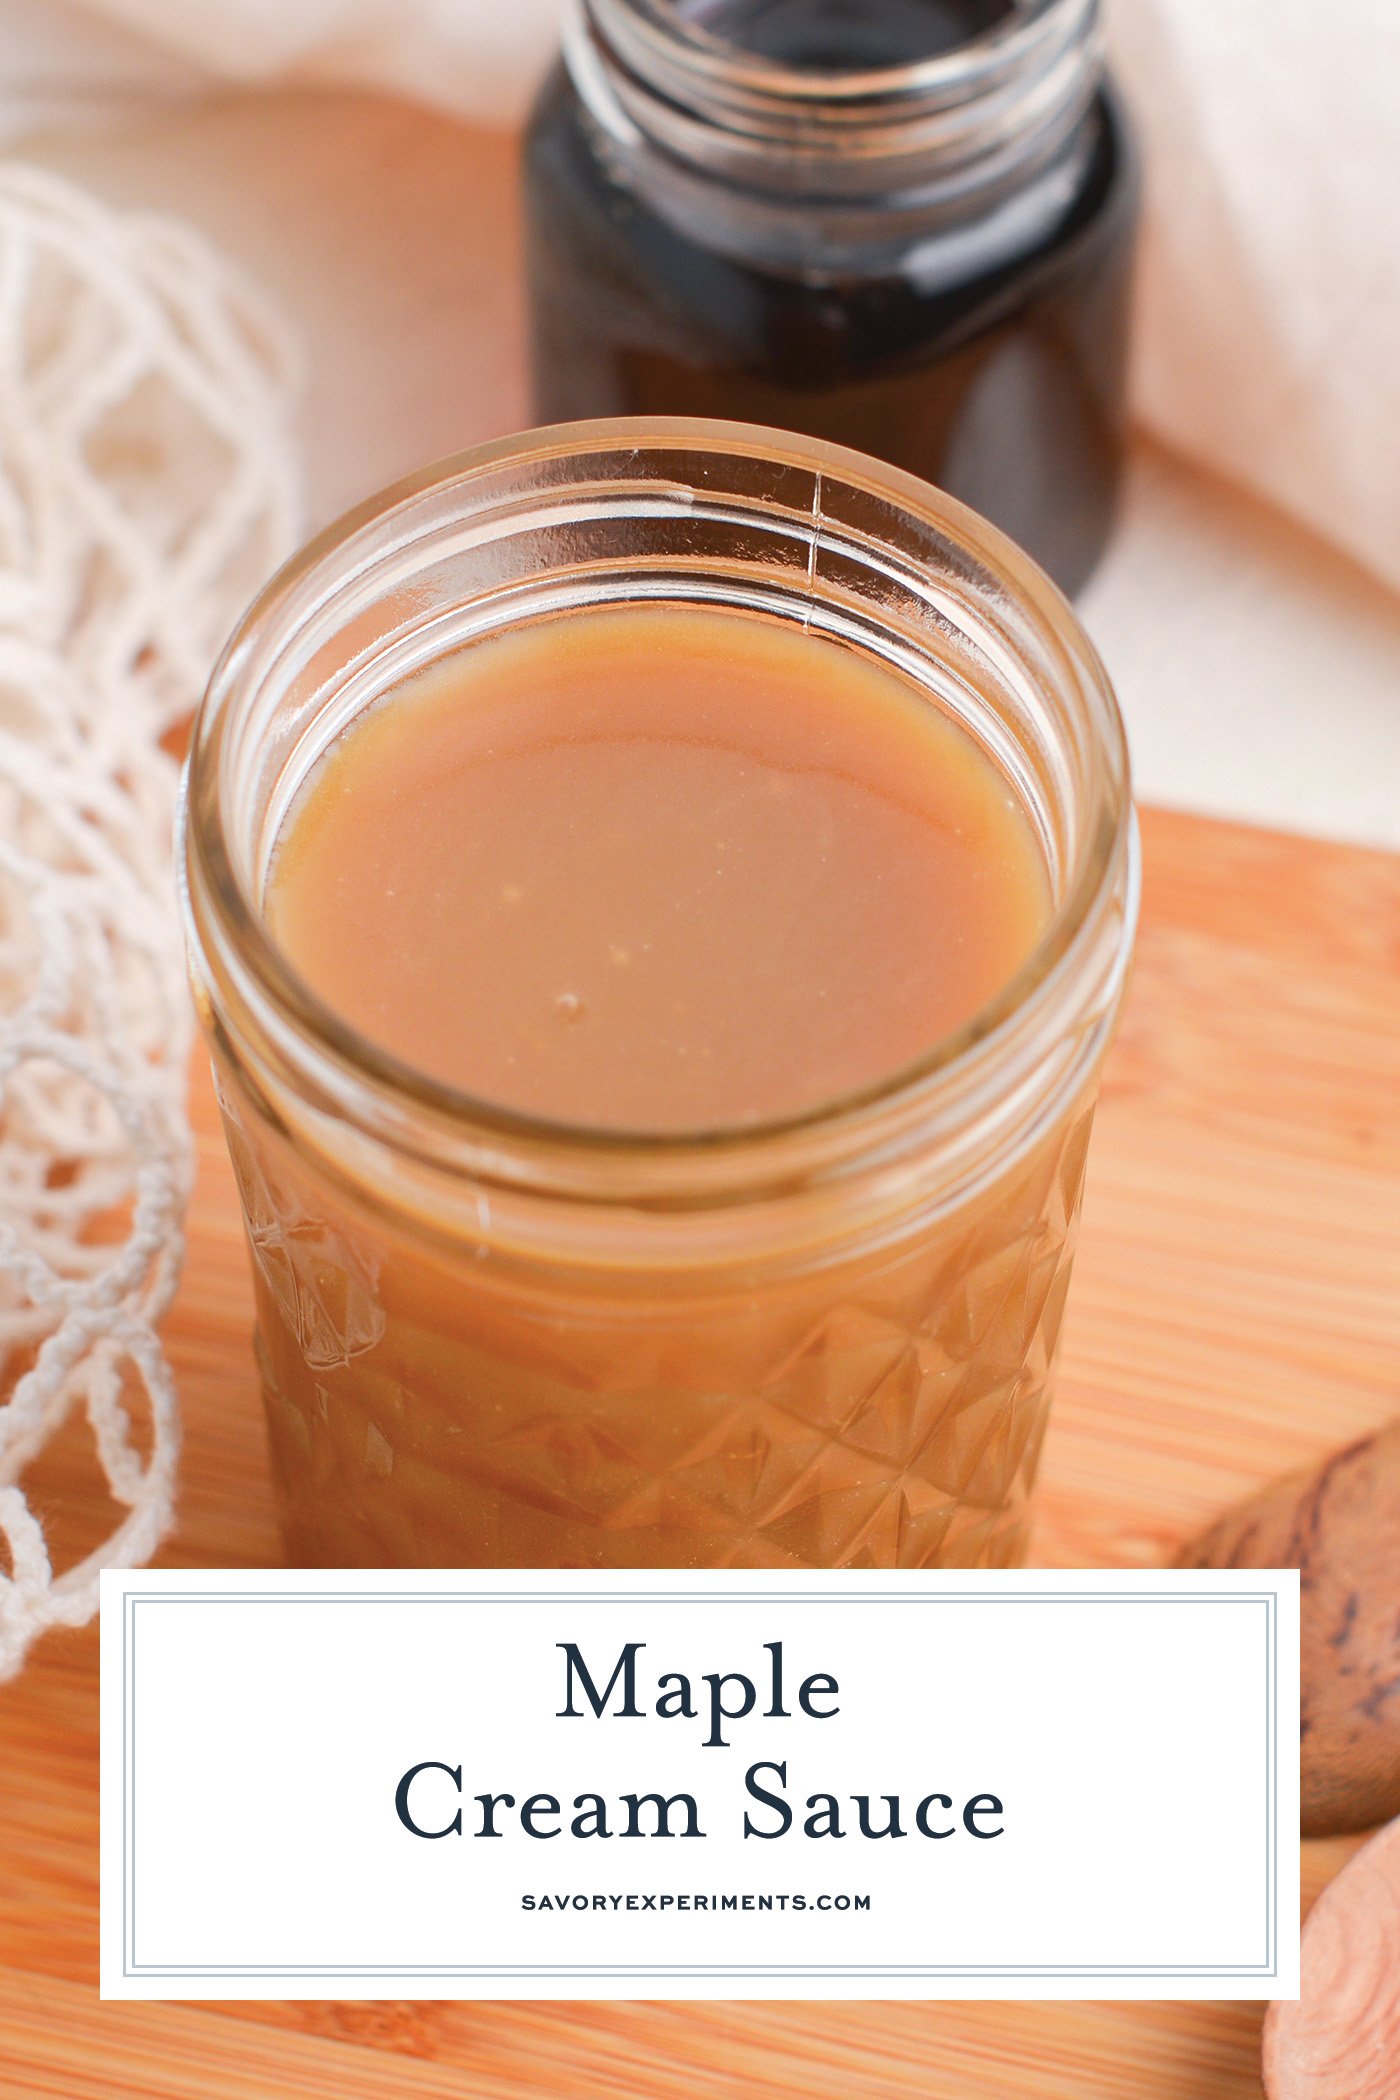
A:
[
  {"xmin": 526, "ymin": 0, "xmax": 1139, "ymax": 597},
  {"xmin": 182, "ymin": 419, "xmax": 1136, "ymax": 1571}
]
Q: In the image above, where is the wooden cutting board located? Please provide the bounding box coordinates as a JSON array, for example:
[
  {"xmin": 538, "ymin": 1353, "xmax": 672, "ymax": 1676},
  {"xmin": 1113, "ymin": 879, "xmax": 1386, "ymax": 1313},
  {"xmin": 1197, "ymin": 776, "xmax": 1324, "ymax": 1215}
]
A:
[{"xmin": 2, "ymin": 804, "xmax": 1397, "ymax": 2100}]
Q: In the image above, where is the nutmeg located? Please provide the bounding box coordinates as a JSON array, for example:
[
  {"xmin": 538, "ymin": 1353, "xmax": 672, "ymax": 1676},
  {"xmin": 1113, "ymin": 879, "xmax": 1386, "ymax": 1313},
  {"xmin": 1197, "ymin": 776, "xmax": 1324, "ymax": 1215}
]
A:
[
  {"xmin": 1180, "ymin": 1417, "xmax": 1400, "ymax": 1838},
  {"xmin": 1264, "ymin": 1814, "xmax": 1400, "ymax": 2098}
]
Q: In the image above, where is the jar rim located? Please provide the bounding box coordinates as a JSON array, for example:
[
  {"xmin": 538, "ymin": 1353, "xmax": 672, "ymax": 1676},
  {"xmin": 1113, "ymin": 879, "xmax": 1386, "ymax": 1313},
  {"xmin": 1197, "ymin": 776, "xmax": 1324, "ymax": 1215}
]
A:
[
  {"xmin": 183, "ymin": 416, "xmax": 1133, "ymax": 1171},
  {"xmin": 569, "ymin": 0, "xmax": 1103, "ymax": 210},
  {"xmin": 585, "ymin": 0, "xmax": 1092, "ymax": 109}
]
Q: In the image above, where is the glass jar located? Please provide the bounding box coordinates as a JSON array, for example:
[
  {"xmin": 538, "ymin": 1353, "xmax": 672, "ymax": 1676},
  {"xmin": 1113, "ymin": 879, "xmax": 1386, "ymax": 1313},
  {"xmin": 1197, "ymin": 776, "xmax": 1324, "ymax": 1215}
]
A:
[
  {"xmin": 525, "ymin": 0, "xmax": 1139, "ymax": 599},
  {"xmin": 181, "ymin": 418, "xmax": 1136, "ymax": 1571}
]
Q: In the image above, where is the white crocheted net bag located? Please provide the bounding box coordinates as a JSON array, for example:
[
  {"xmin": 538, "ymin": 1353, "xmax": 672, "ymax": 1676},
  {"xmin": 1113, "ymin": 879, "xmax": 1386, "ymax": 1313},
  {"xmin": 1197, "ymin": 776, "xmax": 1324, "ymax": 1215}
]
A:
[{"xmin": 0, "ymin": 165, "xmax": 301, "ymax": 1679}]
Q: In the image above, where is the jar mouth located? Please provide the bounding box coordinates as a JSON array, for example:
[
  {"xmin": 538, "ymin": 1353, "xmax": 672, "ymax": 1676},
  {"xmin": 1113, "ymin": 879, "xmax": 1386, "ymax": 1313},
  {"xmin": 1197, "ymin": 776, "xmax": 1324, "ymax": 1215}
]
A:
[
  {"xmin": 183, "ymin": 417, "xmax": 1133, "ymax": 1171},
  {"xmin": 590, "ymin": 0, "xmax": 1090, "ymax": 110},
  {"xmin": 570, "ymin": 0, "xmax": 1102, "ymax": 207}
]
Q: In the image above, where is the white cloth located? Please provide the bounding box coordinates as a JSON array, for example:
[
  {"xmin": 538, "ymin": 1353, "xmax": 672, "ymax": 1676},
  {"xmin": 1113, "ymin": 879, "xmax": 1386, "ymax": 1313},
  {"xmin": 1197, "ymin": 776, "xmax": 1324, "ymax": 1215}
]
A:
[
  {"xmin": 0, "ymin": 0, "xmax": 566, "ymax": 133},
  {"xmin": 1, "ymin": 0, "xmax": 1397, "ymax": 583},
  {"xmin": 1110, "ymin": 0, "xmax": 1400, "ymax": 600}
]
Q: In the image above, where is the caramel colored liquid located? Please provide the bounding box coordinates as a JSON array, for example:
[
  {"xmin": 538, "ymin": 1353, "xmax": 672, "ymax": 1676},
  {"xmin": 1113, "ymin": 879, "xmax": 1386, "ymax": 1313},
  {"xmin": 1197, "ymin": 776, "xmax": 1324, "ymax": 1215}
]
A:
[
  {"xmin": 268, "ymin": 605, "xmax": 1048, "ymax": 1131},
  {"xmin": 227, "ymin": 602, "xmax": 1096, "ymax": 1573}
]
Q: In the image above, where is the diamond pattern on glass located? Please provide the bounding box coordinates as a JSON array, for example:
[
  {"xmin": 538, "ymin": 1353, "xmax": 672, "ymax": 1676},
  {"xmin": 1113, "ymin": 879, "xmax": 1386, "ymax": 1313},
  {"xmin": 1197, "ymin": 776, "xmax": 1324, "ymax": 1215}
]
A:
[{"xmin": 245, "ymin": 1101, "xmax": 1094, "ymax": 1573}]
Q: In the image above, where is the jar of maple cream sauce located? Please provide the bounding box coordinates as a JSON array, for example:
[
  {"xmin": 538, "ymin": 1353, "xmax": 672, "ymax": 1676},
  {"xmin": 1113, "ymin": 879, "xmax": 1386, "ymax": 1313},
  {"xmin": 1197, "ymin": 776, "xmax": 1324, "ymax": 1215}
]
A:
[{"xmin": 181, "ymin": 419, "xmax": 1136, "ymax": 1571}]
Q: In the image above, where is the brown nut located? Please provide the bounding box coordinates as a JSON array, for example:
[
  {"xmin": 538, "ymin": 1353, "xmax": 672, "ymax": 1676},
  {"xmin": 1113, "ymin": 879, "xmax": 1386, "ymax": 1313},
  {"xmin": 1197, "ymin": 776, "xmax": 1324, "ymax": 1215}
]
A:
[
  {"xmin": 1180, "ymin": 1418, "xmax": 1400, "ymax": 1838},
  {"xmin": 1263, "ymin": 1814, "xmax": 1400, "ymax": 2099}
]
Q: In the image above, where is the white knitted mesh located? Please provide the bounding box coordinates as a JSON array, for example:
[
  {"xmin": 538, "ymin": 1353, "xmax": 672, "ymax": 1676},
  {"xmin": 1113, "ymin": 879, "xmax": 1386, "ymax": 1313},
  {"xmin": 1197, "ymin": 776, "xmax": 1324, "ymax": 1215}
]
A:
[{"xmin": 0, "ymin": 165, "xmax": 302, "ymax": 1678}]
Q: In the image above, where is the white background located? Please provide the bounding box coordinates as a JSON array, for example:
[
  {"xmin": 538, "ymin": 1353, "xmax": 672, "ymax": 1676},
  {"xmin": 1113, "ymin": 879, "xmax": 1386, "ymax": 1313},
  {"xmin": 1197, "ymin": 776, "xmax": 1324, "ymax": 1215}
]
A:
[{"xmin": 101, "ymin": 1569, "xmax": 1299, "ymax": 2001}]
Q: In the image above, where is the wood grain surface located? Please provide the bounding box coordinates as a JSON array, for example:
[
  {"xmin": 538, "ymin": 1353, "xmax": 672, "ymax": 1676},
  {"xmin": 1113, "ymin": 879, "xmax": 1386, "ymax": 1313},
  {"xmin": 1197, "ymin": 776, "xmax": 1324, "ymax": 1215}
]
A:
[{"xmin": 2, "ymin": 804, "xmax": 1397, "ymax": 2099}]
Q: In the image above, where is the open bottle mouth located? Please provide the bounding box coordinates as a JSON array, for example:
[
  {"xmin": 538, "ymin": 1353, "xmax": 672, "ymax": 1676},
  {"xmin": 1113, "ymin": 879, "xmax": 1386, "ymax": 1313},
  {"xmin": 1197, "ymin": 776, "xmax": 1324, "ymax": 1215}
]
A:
[
  {"xmin": 183, "ymin": 418, "xmax": 1134, "ymax": 1205},
  {"xmin": 677, "ymin": 0, "xmax": 1038, "ymax": 79},
  {"xmin": 570, "ymin": 0, "xmax": 1102, "ymax": 203}
]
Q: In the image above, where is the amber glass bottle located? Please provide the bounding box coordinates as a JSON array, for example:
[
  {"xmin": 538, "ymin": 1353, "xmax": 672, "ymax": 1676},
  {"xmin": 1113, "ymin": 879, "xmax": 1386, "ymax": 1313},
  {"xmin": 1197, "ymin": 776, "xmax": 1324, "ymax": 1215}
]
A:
[{"xmin": 525, "ymin": 0, "xmax": 1138, "ymax": 596}]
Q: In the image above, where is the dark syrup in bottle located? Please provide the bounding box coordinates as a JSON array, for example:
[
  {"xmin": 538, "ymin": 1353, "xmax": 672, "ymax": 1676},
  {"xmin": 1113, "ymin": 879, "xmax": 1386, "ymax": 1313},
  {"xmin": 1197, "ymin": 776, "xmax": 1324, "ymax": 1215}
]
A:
[{"xmin": 525, "ymin": 0, "xmax": 1138, "ymax": 596}]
